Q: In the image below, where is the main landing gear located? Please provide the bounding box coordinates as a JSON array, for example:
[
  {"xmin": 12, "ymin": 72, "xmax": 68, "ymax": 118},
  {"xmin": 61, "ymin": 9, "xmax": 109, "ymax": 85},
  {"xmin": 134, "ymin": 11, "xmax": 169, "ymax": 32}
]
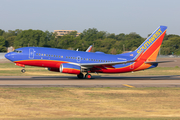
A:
[
  {"xmin": 77, "ymin": 72, "xmax": 92, "ymax": 79},
  {"xmin": 85, "ymin": 73, "xmax": 92, "ymax": 79},
  {"xmin": 77, "ymin": 73, "xmax": 84, "ymax": 79}
]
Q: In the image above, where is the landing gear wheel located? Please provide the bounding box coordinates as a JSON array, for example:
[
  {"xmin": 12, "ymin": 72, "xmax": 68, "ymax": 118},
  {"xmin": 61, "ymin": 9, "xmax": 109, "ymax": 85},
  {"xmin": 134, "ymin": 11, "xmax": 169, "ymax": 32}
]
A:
[
  {"xmin": 77, "ymin": 73, "xmax": 84, "ymax": 79},
  {"xmin": 85, "ymin": 74, "xmax": 92, "ymax": 79},
  {"xmin": 21, "ymin": 69, "xmax": 26, "ymax": 73}
]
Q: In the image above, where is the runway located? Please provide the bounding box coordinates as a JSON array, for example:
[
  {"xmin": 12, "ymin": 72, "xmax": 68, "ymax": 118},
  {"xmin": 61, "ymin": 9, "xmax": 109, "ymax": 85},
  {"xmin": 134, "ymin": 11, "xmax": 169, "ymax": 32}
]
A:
[{"xmin": 0, "ymin": 75, "xmax": 180, "ymax": 87}]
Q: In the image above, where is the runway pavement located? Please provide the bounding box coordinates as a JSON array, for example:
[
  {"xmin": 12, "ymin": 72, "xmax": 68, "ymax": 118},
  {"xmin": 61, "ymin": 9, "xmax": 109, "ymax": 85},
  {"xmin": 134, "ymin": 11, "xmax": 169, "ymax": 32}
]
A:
[{"xmin": 0, "ymin": 75, "xmax": 180, "ymax": 87}]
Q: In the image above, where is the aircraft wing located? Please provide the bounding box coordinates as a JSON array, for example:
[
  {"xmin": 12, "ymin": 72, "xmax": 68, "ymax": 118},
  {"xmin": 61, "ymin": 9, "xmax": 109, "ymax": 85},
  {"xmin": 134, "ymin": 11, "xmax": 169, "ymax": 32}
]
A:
[
  {"xmin": 80, "ymin": 59, "xmax": 134, "ymax": 68},
  {"xmin": 80, "ymin": 50, "xmax": 144, "ymax": 68}
]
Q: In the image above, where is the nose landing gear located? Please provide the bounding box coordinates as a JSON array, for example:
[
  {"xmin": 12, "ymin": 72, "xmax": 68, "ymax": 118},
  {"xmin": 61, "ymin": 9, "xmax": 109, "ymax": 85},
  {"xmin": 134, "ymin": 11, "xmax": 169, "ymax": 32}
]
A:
[
  {"xmin": 21, "ymin": 68, "xmax": 26, "ymax": 73},
  {"xmin": 15, "ymin": 63, "xmax": 26, "ymax": 73}
]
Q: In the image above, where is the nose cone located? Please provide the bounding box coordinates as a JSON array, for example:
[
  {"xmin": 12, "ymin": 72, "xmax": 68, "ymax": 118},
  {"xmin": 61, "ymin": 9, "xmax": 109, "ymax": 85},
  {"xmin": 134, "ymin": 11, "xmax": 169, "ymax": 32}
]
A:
[{"xmin": 5, "ymin": 52, "xmax": 14, "ymax": 62}]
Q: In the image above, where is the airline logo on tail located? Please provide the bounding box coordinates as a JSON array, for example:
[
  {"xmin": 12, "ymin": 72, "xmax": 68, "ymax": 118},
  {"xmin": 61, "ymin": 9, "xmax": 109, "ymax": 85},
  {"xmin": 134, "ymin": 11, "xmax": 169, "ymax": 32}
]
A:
[{"xmin": 136, "ymin": 26, "xmax": 166, "ymax": 53}]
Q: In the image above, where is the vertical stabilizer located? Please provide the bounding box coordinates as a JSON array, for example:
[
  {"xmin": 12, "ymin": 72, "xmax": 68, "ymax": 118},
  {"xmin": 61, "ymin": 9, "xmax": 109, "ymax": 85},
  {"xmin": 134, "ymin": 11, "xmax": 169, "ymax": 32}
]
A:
[{"xmin": 135, "ymin": 26, "xmax": 167, "ymax": 61}]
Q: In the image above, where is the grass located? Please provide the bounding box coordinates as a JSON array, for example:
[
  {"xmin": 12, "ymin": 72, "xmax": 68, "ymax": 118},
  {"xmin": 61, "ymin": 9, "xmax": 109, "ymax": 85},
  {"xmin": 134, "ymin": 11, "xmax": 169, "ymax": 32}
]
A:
[
  {"xmin": 0, "ymin": 63, "xmax": 180, "ymax": 119},
  {"xmin": 0, "ymin": 87, "xmax": 180, "ymax": 119},
  {"xmin": 0, "ymin": 63, "xmax": 180, "ymax": 76}
]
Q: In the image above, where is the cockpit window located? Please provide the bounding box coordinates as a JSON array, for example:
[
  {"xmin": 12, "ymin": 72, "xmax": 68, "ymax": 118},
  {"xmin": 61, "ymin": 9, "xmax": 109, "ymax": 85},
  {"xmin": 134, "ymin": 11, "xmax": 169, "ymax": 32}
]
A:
[{"xmin": 13, "ymin": 50, "xmax": 22, "ymax": 53}]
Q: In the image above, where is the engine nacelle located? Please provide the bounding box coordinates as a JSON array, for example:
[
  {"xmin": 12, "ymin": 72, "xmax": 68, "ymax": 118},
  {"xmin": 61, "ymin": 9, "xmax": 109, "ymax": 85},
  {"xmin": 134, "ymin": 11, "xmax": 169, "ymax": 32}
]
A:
[{"xmin": 60, "ymin": 63, "xmax": 81, "ymax": 74}]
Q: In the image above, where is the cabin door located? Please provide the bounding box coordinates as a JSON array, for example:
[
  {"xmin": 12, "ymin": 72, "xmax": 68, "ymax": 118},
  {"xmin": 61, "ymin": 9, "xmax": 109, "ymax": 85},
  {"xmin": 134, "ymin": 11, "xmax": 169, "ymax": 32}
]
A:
[{"xmin": 29, "ymin": 48, "xmax": 34, "ymax": 59}]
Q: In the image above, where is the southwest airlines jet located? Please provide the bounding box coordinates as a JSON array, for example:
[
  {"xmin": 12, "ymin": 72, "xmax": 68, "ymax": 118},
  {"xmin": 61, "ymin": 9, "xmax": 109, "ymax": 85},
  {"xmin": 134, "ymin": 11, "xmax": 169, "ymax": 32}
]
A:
[{"xmin": 5, "ymin": 26, "xmax": 169, "ymax": 79}]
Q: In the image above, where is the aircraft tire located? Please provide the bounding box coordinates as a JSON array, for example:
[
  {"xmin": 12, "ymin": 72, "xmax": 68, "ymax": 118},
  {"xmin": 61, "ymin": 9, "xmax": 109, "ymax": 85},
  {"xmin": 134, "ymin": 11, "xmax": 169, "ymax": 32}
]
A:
[
  {"xmin": 85, "ymin": 74, "xmax": 92, "ymax": 79},
  {"xmin": 77, "ymin": 73, "xmax": 84, "ymax": 79},
  {"xmin": 21, "ymin": 69, "xmax": 26, "ymax": 73}
]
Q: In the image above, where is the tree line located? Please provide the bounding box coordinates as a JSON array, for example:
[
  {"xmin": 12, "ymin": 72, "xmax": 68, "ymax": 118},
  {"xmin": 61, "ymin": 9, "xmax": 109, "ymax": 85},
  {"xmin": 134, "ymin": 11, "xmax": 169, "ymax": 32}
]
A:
[{"xmin": 0, "ymin": 28, "xmax": 180, "ymax": 55}]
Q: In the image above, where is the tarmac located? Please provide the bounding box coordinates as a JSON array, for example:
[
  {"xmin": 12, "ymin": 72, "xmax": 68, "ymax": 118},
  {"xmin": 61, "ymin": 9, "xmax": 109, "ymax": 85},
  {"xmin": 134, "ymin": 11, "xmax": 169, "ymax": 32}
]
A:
[{"xmin": 0, "ymin": 75, "xmax": 180, "ymax": 87}]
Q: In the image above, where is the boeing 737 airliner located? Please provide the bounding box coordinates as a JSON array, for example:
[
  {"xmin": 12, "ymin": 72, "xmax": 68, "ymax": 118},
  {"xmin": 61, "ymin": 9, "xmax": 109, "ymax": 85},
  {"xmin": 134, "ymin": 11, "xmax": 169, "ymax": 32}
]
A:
[{"xmin": 5, "ymin": 26, "xmax": 170, "ymax": 79}]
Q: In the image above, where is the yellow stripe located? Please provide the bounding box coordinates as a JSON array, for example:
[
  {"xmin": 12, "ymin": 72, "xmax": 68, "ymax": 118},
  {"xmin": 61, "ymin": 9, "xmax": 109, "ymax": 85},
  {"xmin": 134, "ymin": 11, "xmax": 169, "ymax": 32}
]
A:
[
  {"xmin": 123, "ymin": 84, "xmax": 135, "ymax": 88},
  {"xmin": 138, "ymin": 30, "xmax": 166, "ymax": 56}
]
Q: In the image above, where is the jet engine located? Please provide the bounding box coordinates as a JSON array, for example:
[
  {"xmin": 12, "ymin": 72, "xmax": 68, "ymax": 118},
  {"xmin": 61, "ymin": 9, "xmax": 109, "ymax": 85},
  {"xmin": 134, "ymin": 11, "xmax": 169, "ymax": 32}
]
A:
[
  {"xmin": 60, "ymin": 63, "xmax": 81, "ymax": 74},
  {"xmin": 48, "ymin": 63, "xmax": 81, "ymax": 75}
]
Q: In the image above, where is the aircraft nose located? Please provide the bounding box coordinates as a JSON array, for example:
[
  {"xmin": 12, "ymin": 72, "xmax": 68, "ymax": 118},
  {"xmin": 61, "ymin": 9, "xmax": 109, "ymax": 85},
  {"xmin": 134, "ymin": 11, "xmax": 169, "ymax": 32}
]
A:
[{"xmin": 5, "ymin": 52, "xmax": 14, "ymax": 61}]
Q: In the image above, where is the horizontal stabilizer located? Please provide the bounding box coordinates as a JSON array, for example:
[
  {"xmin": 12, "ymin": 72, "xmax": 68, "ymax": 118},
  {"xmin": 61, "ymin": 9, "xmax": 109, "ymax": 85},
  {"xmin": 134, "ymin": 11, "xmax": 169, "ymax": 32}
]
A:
[{"xmin": 145, "ymin": 60, "xmax": 174, "ymax": 64}]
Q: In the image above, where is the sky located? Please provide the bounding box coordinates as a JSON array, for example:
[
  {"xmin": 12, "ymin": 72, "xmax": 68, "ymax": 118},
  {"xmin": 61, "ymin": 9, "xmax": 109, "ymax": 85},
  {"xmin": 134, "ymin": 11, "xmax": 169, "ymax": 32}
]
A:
[{"xmin": 0, "ymin": 0, "xmax": 180, "ymax": 37}]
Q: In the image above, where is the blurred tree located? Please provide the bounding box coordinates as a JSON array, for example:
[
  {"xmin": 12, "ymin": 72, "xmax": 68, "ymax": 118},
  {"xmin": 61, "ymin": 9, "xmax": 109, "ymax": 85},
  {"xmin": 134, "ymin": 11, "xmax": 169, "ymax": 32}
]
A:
[
  {"xmin": 109, "ymin": 48, "xmax": 117, "ymax": 54},
  {"xmin": 6, "ymin": 36, "xmax": 16, "ymax": 47},
  {"xmin": 0, "ymin": 29, "xmax": 5, "ymax": 36},
  {"xmin": 14, "ymin": 29, "xmax": 48, "ymax": 48},
  {"xmin": 0, "ymin": 36, "xmax": 6, "ymax": 52}
]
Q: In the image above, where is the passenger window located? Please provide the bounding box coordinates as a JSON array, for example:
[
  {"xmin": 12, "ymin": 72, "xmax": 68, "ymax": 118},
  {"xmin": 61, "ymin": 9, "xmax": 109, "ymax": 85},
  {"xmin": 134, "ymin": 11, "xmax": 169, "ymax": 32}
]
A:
[
  {"xmin": 61, "ymin": 56, "xmax": 63, "ymax": 58},
  {"xmin": 36, "ymin": 53, "xmax": 38, "ymax": 55},
  {"xmin": 44, "ymin": 54, "xmax": 46, "ymax": 56}
]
